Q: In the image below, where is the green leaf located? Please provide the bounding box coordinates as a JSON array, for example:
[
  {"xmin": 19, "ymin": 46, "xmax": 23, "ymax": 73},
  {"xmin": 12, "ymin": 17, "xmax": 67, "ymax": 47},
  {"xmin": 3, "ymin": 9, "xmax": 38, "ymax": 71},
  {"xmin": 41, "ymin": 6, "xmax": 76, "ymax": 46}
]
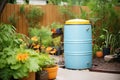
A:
[
  {"xmin": 10, "ymin": 63, "xmax": 22, "ymax": 70},
  {"xmin": 0, "ymin": 68, "xmax": 12, "ymax": 80},
  {"xmin": 6, "ymin": 56, "xmax": 17, "ymax": 65},
  {"xmin": 12, "ymin": 65, "xmax": 29, "ymax": 79},
  {"xmin": 29, "ymin": 58, "xmax": 40, "ymax": 72},
  {"xmin": 0, "ymin": 59, "xmax": 7, "ymax": 69},
  {"xmin": 13, "ymin": 71, "xmax": 28, "ymax": 79},
  {"xmin": 21, "ymin": 62, "xmax": 29, "ymax": 72}
]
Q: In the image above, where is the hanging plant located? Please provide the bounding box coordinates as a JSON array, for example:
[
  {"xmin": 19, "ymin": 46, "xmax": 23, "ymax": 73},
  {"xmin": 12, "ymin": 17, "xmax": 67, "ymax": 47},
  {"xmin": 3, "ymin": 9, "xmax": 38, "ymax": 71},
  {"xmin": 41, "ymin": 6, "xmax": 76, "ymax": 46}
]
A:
[
  {"xmin": 26, "ymin": 6, "xmax": 44, "ymax": 27},
  {"xmin": 8, "ymin": 13, "xmax": 18, "ymax": 27}
]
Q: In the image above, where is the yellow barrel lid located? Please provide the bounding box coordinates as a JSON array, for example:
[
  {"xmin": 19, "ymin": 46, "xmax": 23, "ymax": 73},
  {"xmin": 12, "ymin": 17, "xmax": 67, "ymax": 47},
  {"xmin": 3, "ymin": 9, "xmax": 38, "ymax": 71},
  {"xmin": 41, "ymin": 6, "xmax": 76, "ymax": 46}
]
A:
[{"xmin": 65, "ymin": 19, "xmax": 90, "ymax": 24}]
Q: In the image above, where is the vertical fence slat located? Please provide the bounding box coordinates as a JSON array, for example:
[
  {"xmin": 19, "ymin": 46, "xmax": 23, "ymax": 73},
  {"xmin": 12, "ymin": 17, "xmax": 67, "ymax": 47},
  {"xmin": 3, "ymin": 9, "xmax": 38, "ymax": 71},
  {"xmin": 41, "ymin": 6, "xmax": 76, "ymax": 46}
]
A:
[
  {"xmin": 1, "ymin": 3, "xmax": 7, "ymax": 23},
  {"xmin": 22, "ymin": 5, "xmax": 28, "ymax": 36},
  {"xmin": 12, "ymin": 4, "xmax": 21, "ymax": 32},
  {"xmin": 6, "ymin": 4, "xmax": 11, "ymax": 24}
]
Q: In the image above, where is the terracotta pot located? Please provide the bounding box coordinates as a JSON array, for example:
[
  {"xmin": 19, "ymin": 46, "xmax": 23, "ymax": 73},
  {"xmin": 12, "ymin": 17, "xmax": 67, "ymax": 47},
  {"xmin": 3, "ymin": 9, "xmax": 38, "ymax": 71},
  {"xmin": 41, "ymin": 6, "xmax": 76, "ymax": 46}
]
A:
[
  {"xmin": 22, "ymin": 72, "xmax": 35, "ymax": 80},
  {"xmin": 44, "ymin": 65, "xmax": 58, "ymax": 80},
  {"xmin": 10, "ymin": 72, "xmax": 35, "ymax": 80},
  {"xmin": 96, "ymin": 51, "xmax": 103, "ymax": 58}
]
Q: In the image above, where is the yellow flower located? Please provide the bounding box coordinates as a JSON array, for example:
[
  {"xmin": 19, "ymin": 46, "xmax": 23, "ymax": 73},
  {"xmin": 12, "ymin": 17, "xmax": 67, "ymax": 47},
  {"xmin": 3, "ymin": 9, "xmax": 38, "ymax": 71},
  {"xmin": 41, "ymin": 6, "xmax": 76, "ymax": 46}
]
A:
[
  {"xmin": 31, "ymin": 36, "xmax": 38, "ymax": 42},
  {"xmin": 16, "ymin": 53, "xmax": 29, "ymax": 61}
]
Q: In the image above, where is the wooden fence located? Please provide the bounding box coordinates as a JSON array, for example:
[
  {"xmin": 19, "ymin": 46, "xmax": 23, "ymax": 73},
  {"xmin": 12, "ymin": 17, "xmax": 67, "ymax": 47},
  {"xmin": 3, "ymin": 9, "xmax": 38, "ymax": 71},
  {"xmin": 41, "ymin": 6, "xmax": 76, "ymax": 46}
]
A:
[{"xmin": 0, "ymin": 3, "xmax": 89, "ymax": 35}]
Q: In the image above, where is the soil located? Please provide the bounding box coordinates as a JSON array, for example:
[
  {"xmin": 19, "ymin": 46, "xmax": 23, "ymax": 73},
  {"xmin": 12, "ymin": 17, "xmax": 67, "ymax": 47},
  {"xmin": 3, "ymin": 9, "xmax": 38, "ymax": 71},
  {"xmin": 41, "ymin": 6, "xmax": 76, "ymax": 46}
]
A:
[{"xmin": 89, "ymin": 57, "xmax": 120, "ymax": 74}]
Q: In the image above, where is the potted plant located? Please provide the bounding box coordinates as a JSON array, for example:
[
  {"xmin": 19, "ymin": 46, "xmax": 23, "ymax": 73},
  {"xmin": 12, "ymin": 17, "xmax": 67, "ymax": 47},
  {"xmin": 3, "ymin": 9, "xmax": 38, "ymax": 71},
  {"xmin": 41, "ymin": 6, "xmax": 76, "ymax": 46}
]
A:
[
  {"xmin": 0, "ymin": 48, "xmax": 42, "ymax": 80},
  {"xmin": 93, "ymin": 44, "xmax": 103, "ymax": 58},
  {"xmin": 39, "ymin": 54, "xmax": 58, "ymax": 80},
  {"xmin": 0, "ymin": 23, "xmax": 42, "ymax": 80},
  {"xmin": 100, "ymin": 28, "xmax": 113, "ymax": 56}
]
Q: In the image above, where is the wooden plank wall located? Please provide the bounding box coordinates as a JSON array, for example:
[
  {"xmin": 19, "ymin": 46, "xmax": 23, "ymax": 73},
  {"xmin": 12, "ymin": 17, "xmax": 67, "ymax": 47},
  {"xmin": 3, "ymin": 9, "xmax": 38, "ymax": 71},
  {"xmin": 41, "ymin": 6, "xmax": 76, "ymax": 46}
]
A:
[{"xmin": 0, "ymin": 3, "xmax": 89, "ymax": 35}]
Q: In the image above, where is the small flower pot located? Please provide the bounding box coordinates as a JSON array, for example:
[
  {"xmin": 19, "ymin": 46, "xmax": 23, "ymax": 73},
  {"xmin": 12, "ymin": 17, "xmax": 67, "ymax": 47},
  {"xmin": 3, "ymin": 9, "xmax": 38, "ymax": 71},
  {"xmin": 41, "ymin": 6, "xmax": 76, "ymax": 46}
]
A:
[
  {"xmin": 96, "ymin": 51, "xmax": 103, "ymax": 58},
  {"xmin": 22, "ymin": 72, "xmax": 35, "ymax": 80},
  {"xmin": 36, "ymin": 70, "xmax": 48, "ymax": 80},
  {"xmin": 44, "ymin": 65, "xmax": 58, "ymax": 80},
  {"xmin": 103, "ymin": 48, "xmax": 110, "ymax": 56}
]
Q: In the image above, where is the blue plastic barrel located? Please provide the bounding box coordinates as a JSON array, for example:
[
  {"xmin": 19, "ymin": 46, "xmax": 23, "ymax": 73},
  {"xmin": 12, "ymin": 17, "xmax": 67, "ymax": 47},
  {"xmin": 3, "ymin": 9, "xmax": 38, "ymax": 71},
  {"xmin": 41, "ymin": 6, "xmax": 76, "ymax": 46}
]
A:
[{"xmin": 64, "ymin": 19, "xmax": 92, "ymax": 69}]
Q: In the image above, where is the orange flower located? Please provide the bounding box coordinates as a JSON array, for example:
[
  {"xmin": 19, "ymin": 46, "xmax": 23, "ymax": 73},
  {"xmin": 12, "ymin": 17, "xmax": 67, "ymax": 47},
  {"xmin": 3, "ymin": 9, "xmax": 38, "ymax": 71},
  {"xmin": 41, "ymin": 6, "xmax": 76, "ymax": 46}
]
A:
[
  {"xmin": 33, "ymin": 44, "xmax": 40, "ymax": 49},
  {"xmin": 50, "ymin": 48, "xmax": 57, "ymax": 54},
  {"xmin": 51, "ymin": 29, "xmax": 56, "ymax": 34},
  {"xmin": 46, "ymin": 47, "xmax": 52, "ymax": 53},
  {"xmin": 31, "ymin": 36, "xmax": 38, "ymax": 42},
  {"xmin": 16, "ymin": 53, "xmax": 29, "ymax": 61}
]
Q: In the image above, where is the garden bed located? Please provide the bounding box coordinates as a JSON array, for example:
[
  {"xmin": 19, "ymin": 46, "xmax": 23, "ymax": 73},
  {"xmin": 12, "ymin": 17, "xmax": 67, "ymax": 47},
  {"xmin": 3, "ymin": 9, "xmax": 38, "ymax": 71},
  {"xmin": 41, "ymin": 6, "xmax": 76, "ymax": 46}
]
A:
[{"xmin": 89, "ymin": 57, "xmax": 120, "ymax": 74}]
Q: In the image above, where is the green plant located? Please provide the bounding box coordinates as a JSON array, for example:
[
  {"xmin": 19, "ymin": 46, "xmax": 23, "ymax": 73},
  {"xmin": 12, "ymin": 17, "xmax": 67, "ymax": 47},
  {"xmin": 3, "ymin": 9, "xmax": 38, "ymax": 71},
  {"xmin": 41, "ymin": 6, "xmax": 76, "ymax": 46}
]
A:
[
  {"xmin": 29, "ymin": 26, "xmax": 53, "ymax": 47},
  {"xmin": 39, "ymin": 26, "xmax": 53, "ymax": 47},
  {"xmin": 26, "ymin": 6, "xmax": 44, "ymax": 27},
  {"xmin": 0, "ymin": 48, "xmax": 42, "ymax": 80},
  {"xmin": 59, "ymin": 6, "xmax": 77, "ymax": 21},
  {"xmin": 52, "ymin": 36, "xmax": 61, "ymax": 47},
  {"xmin": 79, "ymin": 6, "xmax": 88, "ymax": 19},
  {"xmin": 86, "ymin": 0, "xmax": 120, "ymax": 53},
  {"xmin": 0, "ymin": 23, "xmax": 18, "ymax": 51},
  {"xmin": 58, "ymin": 0, "xmax": 90, "ymax": 20},
  {"xmin": 0, "ymin": 23, "xmax": 30, "ymax": 51},
  {"xmin": 100, "ymin": 28, "xmax": 114, "ymax": 48},
  {"xmin": 28, "ymin": 27, "xmax": 42, "ymax": 53},
  {"xmin": 98, "ymin": 28, "xmax": 120, "ymax": 54},
  {"xmin": 28, "ymin": 26, "xmax": 53, "ymax": 53},
  {"xmin": 20, "ymin": 4, "xmax": 25, "ymax": 14},
  {"xmin": 38, "ymin": 53, "xmax": 58, "ymax": 80},
  {"xmin": 0, "ymin": 23, "xmax": 42, "ymax": 80},
  {"xmin": 93, "ymin": 44, "xmax": 102, "ymax": 56},
  {"xmin": 28, "ymin": 27, "xmax": 41, "ymax": 40},
  {"xmin": 50, "ymin": 22, "xmax": 63, "ymax": 29},
  {"xmin": 8, "ymin": 13, "xmax": 18, "ymax": 27},
  {"xmin": 39, "ymin": 54, "xmax": 56, "ymax": 68}
]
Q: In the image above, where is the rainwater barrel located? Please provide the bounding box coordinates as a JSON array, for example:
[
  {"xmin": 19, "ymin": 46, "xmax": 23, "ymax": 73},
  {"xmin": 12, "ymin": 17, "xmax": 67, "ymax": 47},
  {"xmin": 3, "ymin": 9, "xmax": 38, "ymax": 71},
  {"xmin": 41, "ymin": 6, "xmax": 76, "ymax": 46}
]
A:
[{"xmin": 64, "ymin": 19, "xmax": 92, "ymax": 69}]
